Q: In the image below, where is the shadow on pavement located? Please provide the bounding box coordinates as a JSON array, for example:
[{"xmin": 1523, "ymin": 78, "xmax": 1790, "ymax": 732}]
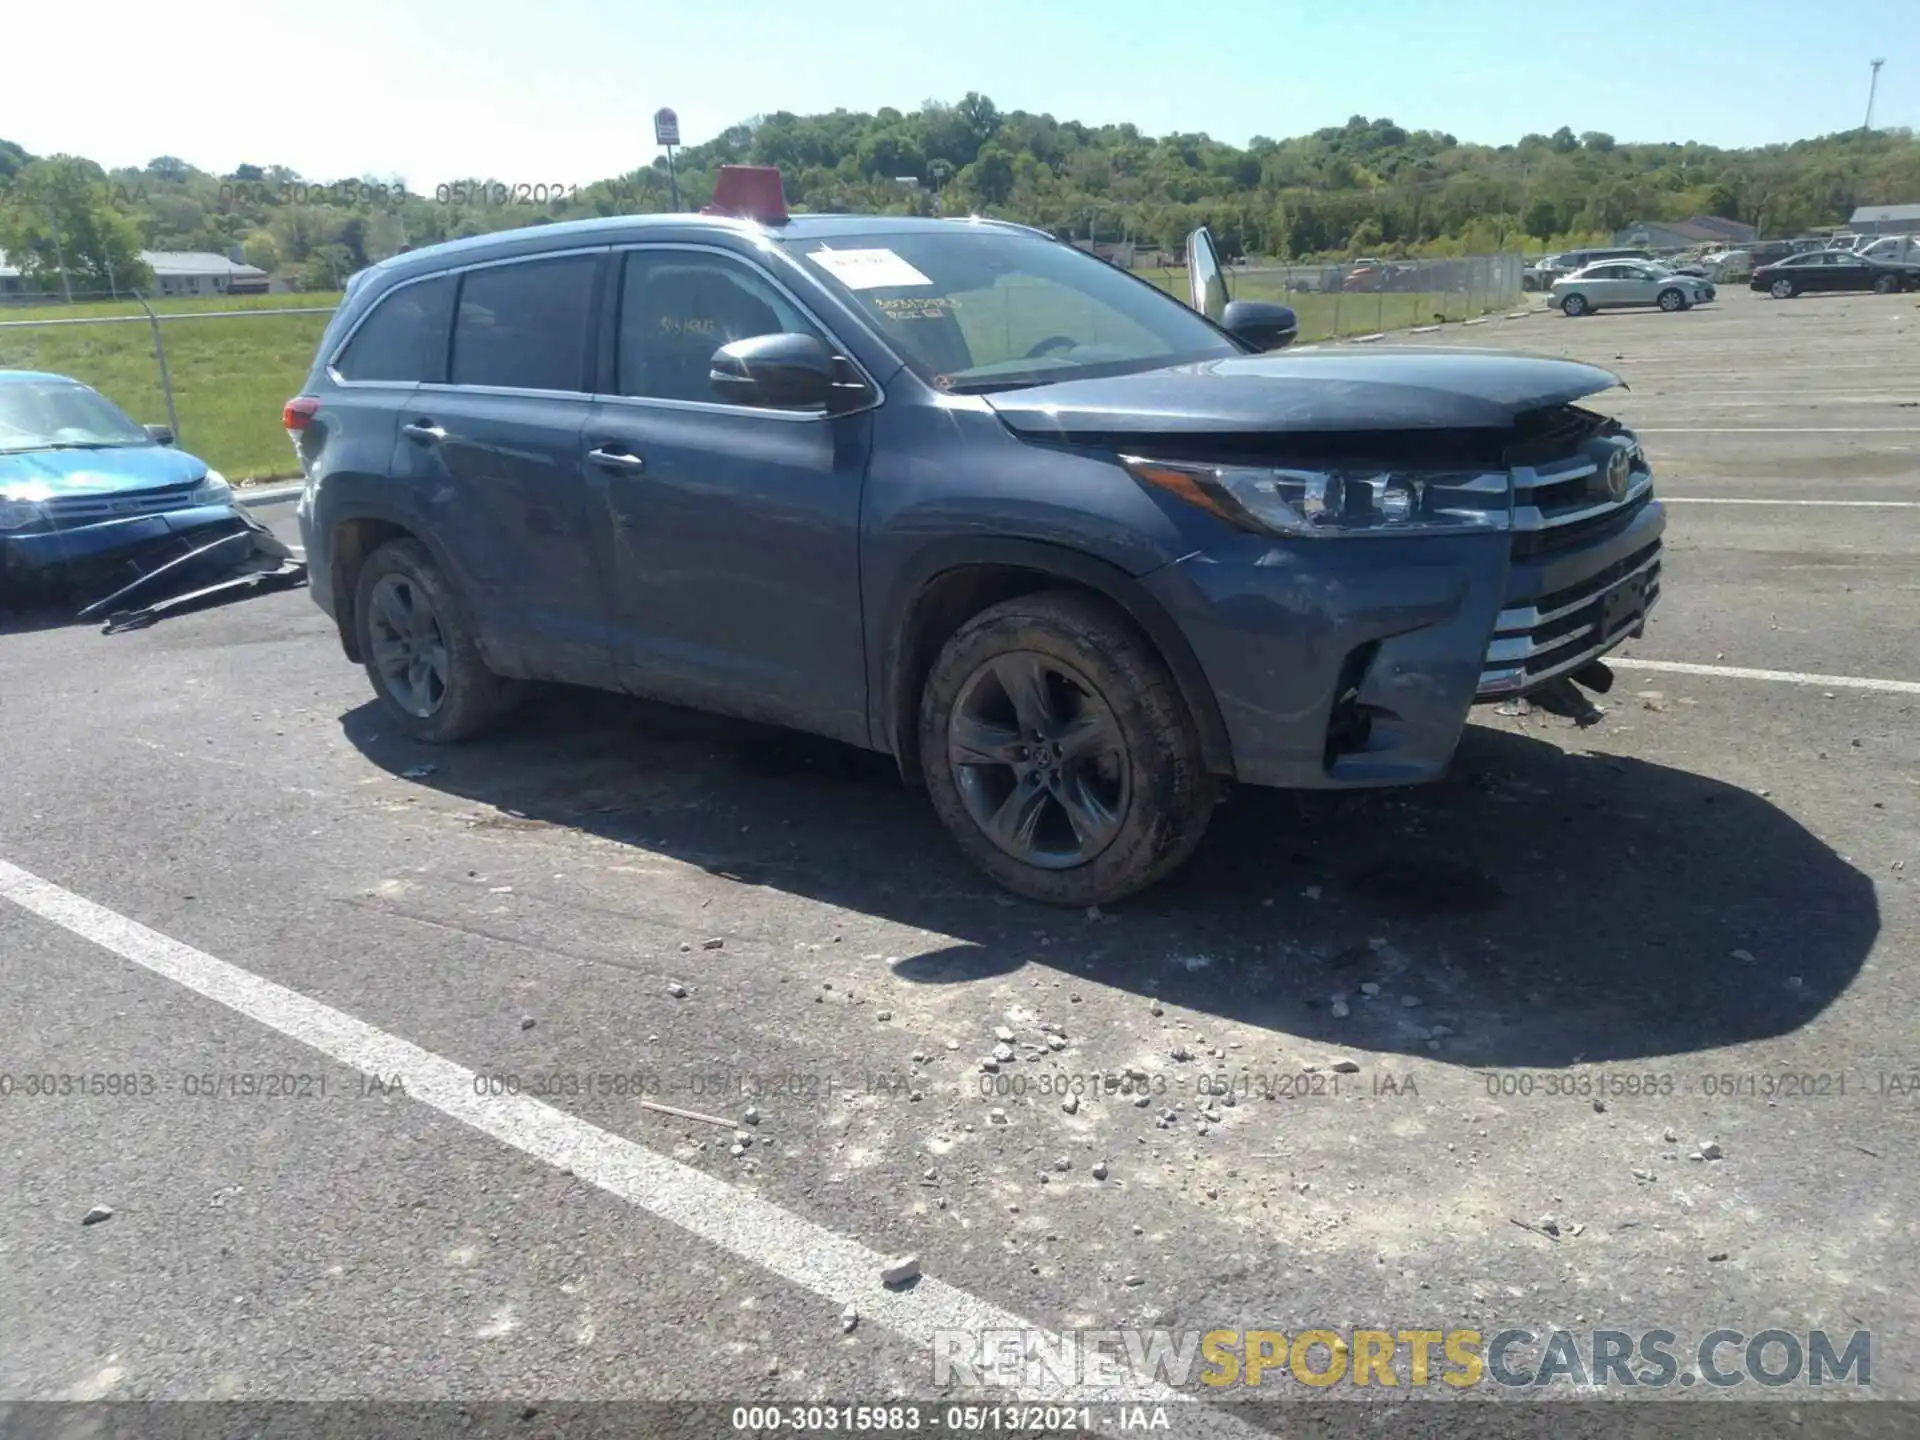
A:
[{"xmin": 341, "ymin": 685, "xmax": 1878, "ymax": 1070}]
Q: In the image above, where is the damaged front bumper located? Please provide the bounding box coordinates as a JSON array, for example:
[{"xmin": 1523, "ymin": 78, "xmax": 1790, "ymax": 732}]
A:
[
  {"xmin": 1142, "ymin": 493, "xmax": 1665, "ymax": 791},
  {"xmin": 1, "ymin": 502, "xmax": 306, "ymax": 629}
]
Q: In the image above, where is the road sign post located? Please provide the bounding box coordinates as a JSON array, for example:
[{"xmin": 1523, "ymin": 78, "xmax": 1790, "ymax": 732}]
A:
[{"xmin": 654, "ymin": 107, "xmax": 681, "ymax": 210}]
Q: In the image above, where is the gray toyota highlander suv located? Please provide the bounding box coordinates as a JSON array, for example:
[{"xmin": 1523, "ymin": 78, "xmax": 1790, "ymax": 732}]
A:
[{"xmin": 290, "ymin": 166, "xmax": 1662, "ymax": 904}]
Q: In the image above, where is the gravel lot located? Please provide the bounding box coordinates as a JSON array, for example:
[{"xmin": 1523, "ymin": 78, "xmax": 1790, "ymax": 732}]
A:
[{"xmin": 2, "ymin": 285, "xmax": 1916, "ymax": 1438}]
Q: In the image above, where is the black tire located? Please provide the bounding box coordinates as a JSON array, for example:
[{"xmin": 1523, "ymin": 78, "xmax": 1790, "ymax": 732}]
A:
[
  {"xmin": 1770, "ymin": 277, "xmax": 1796, "ymax": 300},
  {"xmin": 1560, "ymin": 293, "xmax": 1589, "ymax": 317},
  {"xmin": 354, "ymin": 537, "xmax": 521, "ymax": 743},
  {"xmin": 1873, "ymin": 273, "xmax": 1899, "ymax": 295},
  {"xmin": 1657, "ymin": 288, "xmax": 1685, "ymax": 312},
  {"xmin": 918, "ymin": 591, "xmax": 1216, "ymax": 905}
]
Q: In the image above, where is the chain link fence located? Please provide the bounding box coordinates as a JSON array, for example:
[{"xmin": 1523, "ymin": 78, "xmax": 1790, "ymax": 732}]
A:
[
  {"xmin": 1147, "ymin": 252, "xmax": 1529, "ymax": 341},
  {"xmin": 0, "ymin": 293, "xmax": 338, "ymax": 483}
]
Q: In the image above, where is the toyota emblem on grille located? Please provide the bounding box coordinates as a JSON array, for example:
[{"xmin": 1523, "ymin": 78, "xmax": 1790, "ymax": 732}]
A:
[{"xmin": 1603, "ymin": 449, "xmax": 1631, "ymax": 503}]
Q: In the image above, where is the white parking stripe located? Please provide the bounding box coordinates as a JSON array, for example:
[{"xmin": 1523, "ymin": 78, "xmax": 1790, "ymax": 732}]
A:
[
  {"xmin": 1663, "ymin": 498, "xmax": 1920, "ymax": 507},
  {"xmin": 0, "ymin": 859, "xmax": 1250, "ymax": 1433},
  {"xmin": 1610, "ymin": 659, "xmax": 1920, "ymax": 695},
  {"xmin": 1635, "ymin": 427, "xmax": 1920, "ymax": 433}
]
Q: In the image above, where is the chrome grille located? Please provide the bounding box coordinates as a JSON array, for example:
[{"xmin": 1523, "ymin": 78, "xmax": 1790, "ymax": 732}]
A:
[
  {"xmin": 1478, "ymin": 542, "xmax": 1661, "ymax": 698},
  {"xmin": 1509, "ymin": 436, "xmax": 1653, "ymax": 557}
]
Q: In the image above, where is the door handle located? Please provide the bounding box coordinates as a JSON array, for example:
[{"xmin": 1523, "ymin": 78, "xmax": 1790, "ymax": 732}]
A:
[
  {"xmin": 587, "ymin": 447, "xmax": 646, "ymax": 472},
  {"xmin": 401, "ymin": 420, "xmax": 446, "ymax": 443}
]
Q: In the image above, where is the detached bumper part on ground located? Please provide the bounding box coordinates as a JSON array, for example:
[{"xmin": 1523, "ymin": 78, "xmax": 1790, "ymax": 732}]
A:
[{"xmin": 2, "ymin": 502, "xmax": 306, "ymax": 631}]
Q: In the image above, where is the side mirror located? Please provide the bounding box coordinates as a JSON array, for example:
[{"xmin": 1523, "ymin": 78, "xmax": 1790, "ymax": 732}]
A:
[
  {"xmin": 1222, "ymin": 299, "xmax": 1298, "ymax": 352},
  {"xmin": 144, "ymin": 424, "xmax": 175, "ymax": 446},
  {"xmin": 708, "ymin": 332, "xmax": 852, "ymax": 411}
]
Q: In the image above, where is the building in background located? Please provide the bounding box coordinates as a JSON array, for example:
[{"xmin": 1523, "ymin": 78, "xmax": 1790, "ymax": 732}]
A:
[
  {"xmin": 0, "ymin": 249, "xmax": 270, "ymax": 302},
  {"xmin": 1612, "ymin": 216, "xmax": 1759, "ymax": 251},
  {"xmin": 1849, "ymin": 204, "xmax": 1920, "ymax": 237}
]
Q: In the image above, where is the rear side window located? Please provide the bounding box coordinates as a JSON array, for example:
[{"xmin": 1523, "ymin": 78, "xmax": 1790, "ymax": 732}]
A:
[
  {"xmin": 332, "ymin": 276, "xmax": 453, "ymax": 383},
  {"xmin": 450, "ymin": 255, "xmax": 598, "ymax": 392}
]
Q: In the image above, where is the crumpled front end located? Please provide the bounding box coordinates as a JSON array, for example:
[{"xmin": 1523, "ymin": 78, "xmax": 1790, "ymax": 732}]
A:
[
  {"xmin": 1, "ymin": 492, "xmax": 305, "ymax": 630},
  {"xmin": 1138, "ymin": 406, "xmax": 1664, "ymax": 791}
]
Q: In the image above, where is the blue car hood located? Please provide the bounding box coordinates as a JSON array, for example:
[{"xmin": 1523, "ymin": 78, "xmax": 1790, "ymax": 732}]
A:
[
  {"xmin": 0, "ymin": 443, "xmax": 210, "ymax": 494},
  {"xmin": 983, "ymin": 347, "xmax": 1623, "ymax": 436}
]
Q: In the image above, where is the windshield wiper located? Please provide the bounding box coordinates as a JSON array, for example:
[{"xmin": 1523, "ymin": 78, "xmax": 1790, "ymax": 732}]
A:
[{"xmin": 43, "ymin": 440, "xmax": 138, "ymax": 450}]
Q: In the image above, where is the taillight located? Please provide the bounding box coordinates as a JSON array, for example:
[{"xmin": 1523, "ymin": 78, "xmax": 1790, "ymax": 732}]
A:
[{"xmin": 283, "ymin": 396, "xmax": 320, "ymax": 432}]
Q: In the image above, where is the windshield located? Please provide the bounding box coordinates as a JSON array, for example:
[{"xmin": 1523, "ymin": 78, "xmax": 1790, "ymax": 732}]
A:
[
  {"xmin": 0, "ymin": 377, "xmax": 151, "ymax": 454},
  {"xmin": 781, "ymin": 229, "xmax": 1239, "ymax": 393}
]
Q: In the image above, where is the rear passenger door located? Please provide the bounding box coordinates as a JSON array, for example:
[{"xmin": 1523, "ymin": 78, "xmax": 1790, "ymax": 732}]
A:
[
  {"xmin": 580, "ymin": 244, "xmax": 876, "ymax": 745},
  {"xmin": 393, "ymin": 249, "xmax": 619, "ymax": 687}
]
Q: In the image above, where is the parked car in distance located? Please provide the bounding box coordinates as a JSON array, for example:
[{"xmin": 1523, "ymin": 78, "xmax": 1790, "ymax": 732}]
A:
[
  {"xmin": 1551, "ymin": 261, "xmax": 1715, "ymax": 316},
  {"xmin": 1704, "ymin": 249, "xmax": 1754, "ymax": 281},
  {"xmin": 0, "ymin": 370, "xmax": 259, "ymax": 607},
  {"xmin": 1857, "ymin": 235, "xmax": 1920, "ymax": 265},
  {"xmin": 290, "ymin": 168, "xmax": 1663, "ymax": 904},
  {"xmin": 1751, "ymin": 250, "xmax": 1920, "ymax": 298}
]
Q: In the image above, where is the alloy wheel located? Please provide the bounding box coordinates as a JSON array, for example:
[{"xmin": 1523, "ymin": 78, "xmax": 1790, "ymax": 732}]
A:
[
  {"xmin": 367, "ymin": 573, "xmax": 450, "ymax": 717},
  {"xmin": 947, "ymin": 651, "xmax": 1131, "ymax": 870}
]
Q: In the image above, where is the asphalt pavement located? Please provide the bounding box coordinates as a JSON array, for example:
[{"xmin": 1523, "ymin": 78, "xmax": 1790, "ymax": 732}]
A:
[{"xmin": 1, "ymin": 285, "xmax": 1916, "ymax": 1439}]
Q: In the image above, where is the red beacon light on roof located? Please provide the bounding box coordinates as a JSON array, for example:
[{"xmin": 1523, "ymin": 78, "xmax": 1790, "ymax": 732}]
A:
[{"xmin": 701, "ymin": 165, "xmax": 789, "ymax": 225}]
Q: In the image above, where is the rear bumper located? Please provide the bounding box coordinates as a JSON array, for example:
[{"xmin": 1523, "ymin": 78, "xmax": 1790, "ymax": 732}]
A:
[{"xmin": 1, "ymin": 504, "xmax": 249, "ymax": 577}]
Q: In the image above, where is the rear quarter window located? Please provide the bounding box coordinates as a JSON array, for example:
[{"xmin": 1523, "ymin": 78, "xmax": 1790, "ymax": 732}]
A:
[{"xmin": 332, "ymin": 276, "xmax": 454, "ymax": 383}]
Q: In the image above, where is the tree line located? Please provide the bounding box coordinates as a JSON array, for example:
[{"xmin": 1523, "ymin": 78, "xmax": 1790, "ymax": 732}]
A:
[{"xmin": 3, "ymin": 98, "xmax": 1916, "ymax": 295}]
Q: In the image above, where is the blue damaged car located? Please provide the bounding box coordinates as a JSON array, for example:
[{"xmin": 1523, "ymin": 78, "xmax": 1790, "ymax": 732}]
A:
[
  {"xmin": 0, "ymin": 370, "xmax": 296, "ymax": 623},
  {"xmin": 291, "ymin": 166, "xmax": 1663, "ymax": 904}
]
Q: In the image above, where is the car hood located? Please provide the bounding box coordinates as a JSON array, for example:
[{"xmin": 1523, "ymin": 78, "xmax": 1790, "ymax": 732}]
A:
[
  {"xmin": 982, "ymin": 347, "xmax": 1623, "ymax": 436},
  {"xmin": 0, "ymin": 443, "xmax": 211, "ymax": 495}
]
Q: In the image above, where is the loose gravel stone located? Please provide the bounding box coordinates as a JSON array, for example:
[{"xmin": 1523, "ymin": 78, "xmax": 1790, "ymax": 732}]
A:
[
  {"xmin": 881, "ymin": 1255, "xmax": 920, "ymax": 1286},
  {"xmin": 1699, "ymin": 1140, "xmax": 1723, "ymax": 1160},
  {"xmin": 994, "ymin": 1026, "xmax": 1016, "ymax": 1043},
  {"xmin": 81, "ymin": 1205, "xmax": 113, "ymax": 1226},
  {"xmin": 1331, "ymin": 1060, "xmax": 1361, "ymax": 1074},
  {"xmin": 702, "ymin": 938, "xmax": 725, "ymax": 950},
  {"xmin": 1092, "ymin": 1161, "xmax": 1109, "ymax": 1180},
  {"xmin": 667, "ymin": 982, "xmax": 688, "ymax": 998}
]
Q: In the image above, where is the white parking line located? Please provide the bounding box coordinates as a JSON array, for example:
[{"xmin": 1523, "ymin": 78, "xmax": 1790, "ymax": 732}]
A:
[
  {"xmin": 1610, "ymin": 659, "xmax": 1920, "ymax": 695},
  {"xmin": 0, "ymin": 859, "xmax": 1251, "ymax": 1433},
  {"xmin": 1663, "ymin": 498, "xmax": 1920, "ymax": 507},
  {"xmin": 1635, "ymin": 427, "xmax": 1920, "ymax": 433}
]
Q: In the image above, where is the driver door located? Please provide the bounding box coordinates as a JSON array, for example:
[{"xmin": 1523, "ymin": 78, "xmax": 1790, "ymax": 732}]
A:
[
  {"xmin": 580, "ymin": 245, "xmax": 877, "ymax": 744},
  {"xmin": 1614, "ymin": 265, "xmax": 1661, "ymax": 305}
]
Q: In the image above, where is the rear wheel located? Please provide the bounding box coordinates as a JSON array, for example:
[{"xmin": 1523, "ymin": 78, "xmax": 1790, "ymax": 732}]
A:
[
  {"xmin": 1560, "ymin": 293, "xmax": 1589, "ymax": 317},
  {"xmin": 1873, "ymin": 273, "xmax": 1900, "ymax": 295},
  {"xmin": 918, "ymin": 592, "xmax": 1216, "ymax": 905},
  {"xmin": 1657, "ymin": 288, "xmax": 1685, "ymax": 312},
  {"xmin": 1770, "ymin": 277, "xmax": 1797, "ymax": 299},
  {"xmin": 354, "ymin": 538, "xmax": 522, "ymax": 743}
]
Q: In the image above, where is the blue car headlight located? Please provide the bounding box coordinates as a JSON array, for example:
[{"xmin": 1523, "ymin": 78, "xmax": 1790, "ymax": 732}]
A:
[
  {"xmin": 0, "ymin": 484, "xmax": 51, "ymax": 532},
  {"xmin": 1122, "ymin": 456, "xmax": 1511, "ymax": 537},
  {"xmin": 187, "ymin": 470, "xmax": 232, "ymax": 507}
]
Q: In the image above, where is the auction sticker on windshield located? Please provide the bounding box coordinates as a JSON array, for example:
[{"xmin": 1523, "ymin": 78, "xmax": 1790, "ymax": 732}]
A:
[{"xmin": 807, "ymin": 248, "xmax": 934, "ymax": 289}]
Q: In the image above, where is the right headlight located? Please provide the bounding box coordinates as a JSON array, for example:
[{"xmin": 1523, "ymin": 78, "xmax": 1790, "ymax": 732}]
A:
[{"xmin": 1121, "ymin": 456, "xmax": 1510, "ymax": 538}]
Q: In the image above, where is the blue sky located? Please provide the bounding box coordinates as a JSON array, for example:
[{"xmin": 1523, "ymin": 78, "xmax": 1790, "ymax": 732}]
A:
[{"xmin": 10, "ymin": 0, "xmax": 1916, "ymax": 184}]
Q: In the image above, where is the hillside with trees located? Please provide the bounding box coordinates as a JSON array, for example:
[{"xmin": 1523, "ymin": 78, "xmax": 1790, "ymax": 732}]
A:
[{"xmin": 3, "ymin": 99, "xmax": 1917, "ymax": 293}]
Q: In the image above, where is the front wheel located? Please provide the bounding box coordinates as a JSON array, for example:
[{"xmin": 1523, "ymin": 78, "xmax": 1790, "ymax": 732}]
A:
[
  {"xmin": 1873, "ymin": 273, "xmax": 1900, "ymax": 295},
  {"xmin": 1770, "ymin": 278, "xmax": 1797, "ymax": 299},
  {"xmin": 918, "ymin": 592, "xmax": 1216, "ymax": 905},
  {"xmin": 354, "ymin": 538, "xmax": 522, "ymax": 743},
  {"xmin": 1657, "ymin": 288, "xmax": 1685, "ymax": 312},
  {"xmin": 1560, "ymin": 294, "xmax": 1589, "ymax": 317}
]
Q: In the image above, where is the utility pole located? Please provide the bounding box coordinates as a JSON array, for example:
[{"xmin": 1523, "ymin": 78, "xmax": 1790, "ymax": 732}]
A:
[{"xmin": 1865, "ymin": 58, "xmax": 1885, "ymax": 132}]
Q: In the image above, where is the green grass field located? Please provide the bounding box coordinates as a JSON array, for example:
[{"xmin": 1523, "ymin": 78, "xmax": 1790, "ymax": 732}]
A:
[{"xmin": 0, "ymin": 293, "xmax": 341, "ymax": 482}]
